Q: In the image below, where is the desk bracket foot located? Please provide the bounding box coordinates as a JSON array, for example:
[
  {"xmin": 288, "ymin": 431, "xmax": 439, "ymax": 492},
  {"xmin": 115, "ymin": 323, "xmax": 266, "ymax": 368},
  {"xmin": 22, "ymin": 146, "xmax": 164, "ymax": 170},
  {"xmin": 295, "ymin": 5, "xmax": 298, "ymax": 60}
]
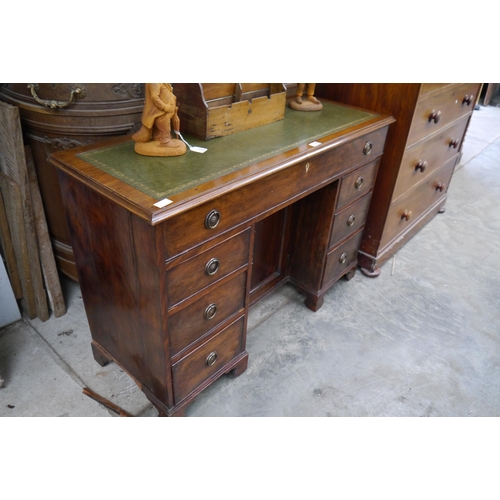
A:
[
  {"xmin": 149, "ymin": 398, "xmax": 188, "ymax": 417},
  {"xmin": 91, "ymin": 341, "xmax": 113, "ymax": 367},
  {"xmin": 158, "ymin": 407, "xmax": 186, "ymax": 417},
  {"xmin": 344, "ymin": 269, "xmax": 356, "ymax": 281},
  {"xmin": 226, "ymin": 352, "xmax": 249, "ymax": 378},
  {"xmin": 304, "ymin": 293, "xmax": 324, "ymax": 312}
]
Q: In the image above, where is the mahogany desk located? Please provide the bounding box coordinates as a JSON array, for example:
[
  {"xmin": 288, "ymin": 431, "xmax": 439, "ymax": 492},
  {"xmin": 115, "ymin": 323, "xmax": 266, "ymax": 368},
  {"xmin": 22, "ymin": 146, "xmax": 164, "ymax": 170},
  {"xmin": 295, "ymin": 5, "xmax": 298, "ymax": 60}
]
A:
[{"xmin": 51, "ymin": 100, "xmax": 393, "ymax": 416}]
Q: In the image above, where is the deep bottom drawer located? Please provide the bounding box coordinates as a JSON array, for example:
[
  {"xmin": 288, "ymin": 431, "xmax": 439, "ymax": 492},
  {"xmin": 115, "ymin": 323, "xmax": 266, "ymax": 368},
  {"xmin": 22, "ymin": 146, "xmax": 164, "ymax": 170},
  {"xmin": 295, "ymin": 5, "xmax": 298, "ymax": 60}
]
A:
[
  {"xmin": 380, "ymin": 156, "xmax": 456, "ymax": 249},
  {"xmin": 324, "ymin": 229, "xmax": 363, "ymax": 284},
  {"xmin": 172, "ymin": 316, "xmax": 245, "ymax": 404}
]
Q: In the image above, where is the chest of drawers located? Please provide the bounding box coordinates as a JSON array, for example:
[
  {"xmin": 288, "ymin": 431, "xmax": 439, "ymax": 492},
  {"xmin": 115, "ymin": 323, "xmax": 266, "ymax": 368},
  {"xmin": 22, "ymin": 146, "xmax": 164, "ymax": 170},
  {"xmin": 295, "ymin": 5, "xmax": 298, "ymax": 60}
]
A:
[
  {"xmin": 51, "ymin": 100, "xmax": 392, "ymax": 416},
  {"xmin": 316, "ymin": 83, "xmax": 480, "ymax": 276}
]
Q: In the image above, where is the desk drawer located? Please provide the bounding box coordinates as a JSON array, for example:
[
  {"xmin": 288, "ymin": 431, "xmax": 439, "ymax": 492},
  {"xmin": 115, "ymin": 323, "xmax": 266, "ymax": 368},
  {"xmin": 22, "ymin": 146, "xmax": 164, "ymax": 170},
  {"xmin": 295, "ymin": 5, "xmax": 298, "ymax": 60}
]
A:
[
  {"xmin": 336, "ymin": 159, "xmax": 379, "ymax": 209},
  {"xmin": 168, "ymin": 272, "xmax": 246, "ymax": 357},
  {"xmin": 380, "ymin": 156, "xmax": 456, "ymax": 249},
  {"xmin": 163, "ymin": 127, "xmax": 389, "ymax": 258},
  {"xmin": 172, "ymin": 316, "xmax": 245, "ymax": 404},
  {"xmin": 324, "ymin": 229, "xmax": 363, "ymax": 284},
  {"xmin": 393, "ymin": 115, "xmax": 469, "ymax": 200},
  {"xmin": 329, "ymin": 192, "xmax": 372, "ymax": 249},
  {"xmin": 166, "ymin": 229, "xmax": 250, "ymax": 306},
  {"xmin": 407, "ymin": 83, "xmax": 479, "ymax": 147}
]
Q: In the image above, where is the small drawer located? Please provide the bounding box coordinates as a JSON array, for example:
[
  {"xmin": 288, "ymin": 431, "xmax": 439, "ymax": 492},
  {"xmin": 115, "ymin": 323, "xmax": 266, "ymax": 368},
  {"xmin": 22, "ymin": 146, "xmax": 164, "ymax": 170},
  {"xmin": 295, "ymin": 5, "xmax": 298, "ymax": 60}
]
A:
[
  {"xmin": 329, "ymin": 192, "xmax": 372, "ymax": 248},
  {"xmin": 323, "ymin": 229, "xmax": 364, "ymax": 284},
  {"xmin": 168, "ymin": 272, "xmax": 246, "ymax": 357},
  {"xmin": 336, "ymin": 159, "xmax": 379, "ymax": 209},
  {"xmin": 166, "ymin": 229, "xmax": 250, "ymax": 306},
  {"xmin": 407, "ymin": 83, "xmax": 479, "ymax": 147},
  {"xmin": 172, "ymin": 317, "xmax": 245, "ymax": 404},
  {"xmin": 380, "ymin": 156, "xmax": 457, "ymax": 250},
  {"xmin": 393, "ymin": 115, "xmax": 469, "ymax": 200}
]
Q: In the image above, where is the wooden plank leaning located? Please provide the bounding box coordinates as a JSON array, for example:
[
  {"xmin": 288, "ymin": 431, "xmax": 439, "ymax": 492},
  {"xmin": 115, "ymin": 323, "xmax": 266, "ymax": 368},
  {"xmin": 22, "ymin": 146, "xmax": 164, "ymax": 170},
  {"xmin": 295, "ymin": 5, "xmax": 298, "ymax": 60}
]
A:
[
  {"xmin": 0, "ymin": 100, "xmax": 49, "ymax": 321},
  {"xmin": 0, "ymin": 187, "xmax": 22, "ymax": 299},
  {"xmin": 25, "ymin": 145, "xmax": 66, "ymax": 317}
]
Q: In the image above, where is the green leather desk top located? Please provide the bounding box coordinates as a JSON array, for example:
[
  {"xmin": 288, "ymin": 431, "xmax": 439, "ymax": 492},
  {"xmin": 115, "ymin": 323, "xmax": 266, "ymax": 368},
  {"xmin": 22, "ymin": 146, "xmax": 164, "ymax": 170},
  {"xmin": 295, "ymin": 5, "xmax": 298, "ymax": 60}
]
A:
[{"xmin": 77, "ymin": 101, "xmax": 376, "ymax": 201}]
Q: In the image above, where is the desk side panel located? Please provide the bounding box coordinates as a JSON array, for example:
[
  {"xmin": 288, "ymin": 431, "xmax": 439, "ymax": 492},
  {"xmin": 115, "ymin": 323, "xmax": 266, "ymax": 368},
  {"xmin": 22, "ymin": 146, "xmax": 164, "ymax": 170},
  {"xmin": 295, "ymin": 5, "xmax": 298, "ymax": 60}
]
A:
[{"xmin": 58, "ymin": 170, "xmax": 171, "ymax": 405}]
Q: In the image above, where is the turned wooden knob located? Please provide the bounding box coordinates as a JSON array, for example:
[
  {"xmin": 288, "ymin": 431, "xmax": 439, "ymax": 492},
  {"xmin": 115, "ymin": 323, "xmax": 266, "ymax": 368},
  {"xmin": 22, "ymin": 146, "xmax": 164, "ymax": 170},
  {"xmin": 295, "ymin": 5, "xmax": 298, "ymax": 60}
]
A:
[
  {"xmin": 415, "ymin": 160, "xmax": 428, "ymax": 172},
  {"xmin": 449, "ymin": 139, "xmax": 459, "ymax": 149},
  {"xmin": 205, "ymin": 209, "xmax": 221, "ymax": 229},
  {"xmin": 401, "ymin": 210, "xmax": 412, "ymax": 221},
  {"xmin": 462, "ymin": 94, "xmax": 474, "ymax": 106},
  {"xmin": 436, "ymin": 182, "xmax": 445, "ymax": 192},
  {"xmin": 428, "ymin": 110, "xmax": 441, "ymax": 124}
]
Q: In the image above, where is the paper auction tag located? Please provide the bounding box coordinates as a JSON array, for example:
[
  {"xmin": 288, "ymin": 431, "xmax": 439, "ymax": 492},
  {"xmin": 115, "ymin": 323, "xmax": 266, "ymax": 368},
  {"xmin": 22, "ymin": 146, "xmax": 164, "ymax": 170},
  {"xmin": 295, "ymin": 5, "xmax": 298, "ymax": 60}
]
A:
[{"xmin": 153, "ymin": 198, "xmax": 173, "ymax": 208}]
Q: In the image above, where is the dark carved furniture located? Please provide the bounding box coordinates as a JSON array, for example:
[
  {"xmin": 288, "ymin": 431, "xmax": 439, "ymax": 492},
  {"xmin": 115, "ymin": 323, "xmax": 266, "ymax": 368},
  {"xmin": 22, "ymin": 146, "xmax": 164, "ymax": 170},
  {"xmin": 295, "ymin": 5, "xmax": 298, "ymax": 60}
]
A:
[
  {"xmin": 0, "ymin": 83, "xmax": 145, "ymax": 281},
  {"xmin": 316, "ymin": 83, "xmax": 481, "ymax": 276},
  {"xmin": 50, "ymin": 100, "xmax": 393, "ymax": 416}
]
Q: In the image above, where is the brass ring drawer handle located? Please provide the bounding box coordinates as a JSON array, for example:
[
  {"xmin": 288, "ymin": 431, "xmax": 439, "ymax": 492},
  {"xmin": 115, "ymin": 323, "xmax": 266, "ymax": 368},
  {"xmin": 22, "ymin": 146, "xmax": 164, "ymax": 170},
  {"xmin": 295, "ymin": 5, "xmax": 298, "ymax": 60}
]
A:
[
  {"xmin": 206, "ymin": 351, "xmax": 218, "ymax": 366},
  {"xmin": 205, "ymin": 209, "xmax": 221, "ymax": 229},
  {"xmin": 462, "ymin": 94, "xmax": 474, "ymax": 106},
  {"xmin": 428, "ymin": 110, "xmax": 441, "ymax": 124},
  {"xmin": 205, "ymin": 258, "xmax": 220, "ymax": 276},
  {"xmin": 347, "ymin": 214, "xmax": 356, "ymax": 226},
  {"xmin": 363, "ymin": 141, "xmax": 373, "ymax": 155},
  {"xmin": 339, "ymin": 252, "xmax": 347, "ymax": 264},
  {"xmin": 401, "ymin": 210, "xmax": 412, "ymax": 221},
  {"xmin": 449, "ymin": 139, "xmax": 459, "ymax": 149},
  {"xmin": 27, "ymin": 83, "xmax": 86, "ymax": 109},
  {"xmin": 354, "ymin": 176, "xmax": 364, "ymax": 190},
  {"xmin": 415, "ymin": 160, "xmax": 428, "ymax": 172},
  {"xmin": 436, "ymin": 183, "xmax": 445, "ymax": 192},
  {"xmin": 204, "ymin": 303, "xmax": 217, "ymax": 320}
]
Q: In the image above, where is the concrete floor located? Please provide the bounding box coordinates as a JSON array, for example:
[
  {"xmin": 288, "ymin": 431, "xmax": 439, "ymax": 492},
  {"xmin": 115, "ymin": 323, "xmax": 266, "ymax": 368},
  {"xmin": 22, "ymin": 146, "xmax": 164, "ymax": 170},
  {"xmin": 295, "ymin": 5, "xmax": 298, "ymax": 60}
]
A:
[{"xmin": 1, "ymin": 104, "xmax": 500, "ymax": 417}]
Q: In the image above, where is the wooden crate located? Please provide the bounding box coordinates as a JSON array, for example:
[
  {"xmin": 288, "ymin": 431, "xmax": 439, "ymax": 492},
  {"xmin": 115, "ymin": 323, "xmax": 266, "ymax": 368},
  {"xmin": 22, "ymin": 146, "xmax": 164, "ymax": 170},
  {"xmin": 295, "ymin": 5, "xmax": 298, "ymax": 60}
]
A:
[{"xmin": 173, "ymin": 83, "xmax": 287, "ymax": 140}]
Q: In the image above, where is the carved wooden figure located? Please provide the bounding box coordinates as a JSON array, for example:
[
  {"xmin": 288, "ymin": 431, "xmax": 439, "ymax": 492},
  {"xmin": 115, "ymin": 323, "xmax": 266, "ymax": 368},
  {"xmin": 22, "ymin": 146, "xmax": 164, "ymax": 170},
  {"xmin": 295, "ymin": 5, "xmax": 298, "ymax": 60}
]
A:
[
  {"xmin": 289, "ymin": 83, "xmax": 323, "ymax": 111},
  {"xmin": 132, "ymin": 83, "xmax": 186, "ymax": 157}
]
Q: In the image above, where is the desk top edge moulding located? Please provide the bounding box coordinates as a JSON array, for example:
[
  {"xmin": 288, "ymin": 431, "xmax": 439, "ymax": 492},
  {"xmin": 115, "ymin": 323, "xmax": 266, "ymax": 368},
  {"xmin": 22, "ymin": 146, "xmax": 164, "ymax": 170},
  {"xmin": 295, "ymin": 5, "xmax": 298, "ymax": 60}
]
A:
[{"xmin": 50, "ymin": 90, "xmax": 394, "ymax": 416}]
